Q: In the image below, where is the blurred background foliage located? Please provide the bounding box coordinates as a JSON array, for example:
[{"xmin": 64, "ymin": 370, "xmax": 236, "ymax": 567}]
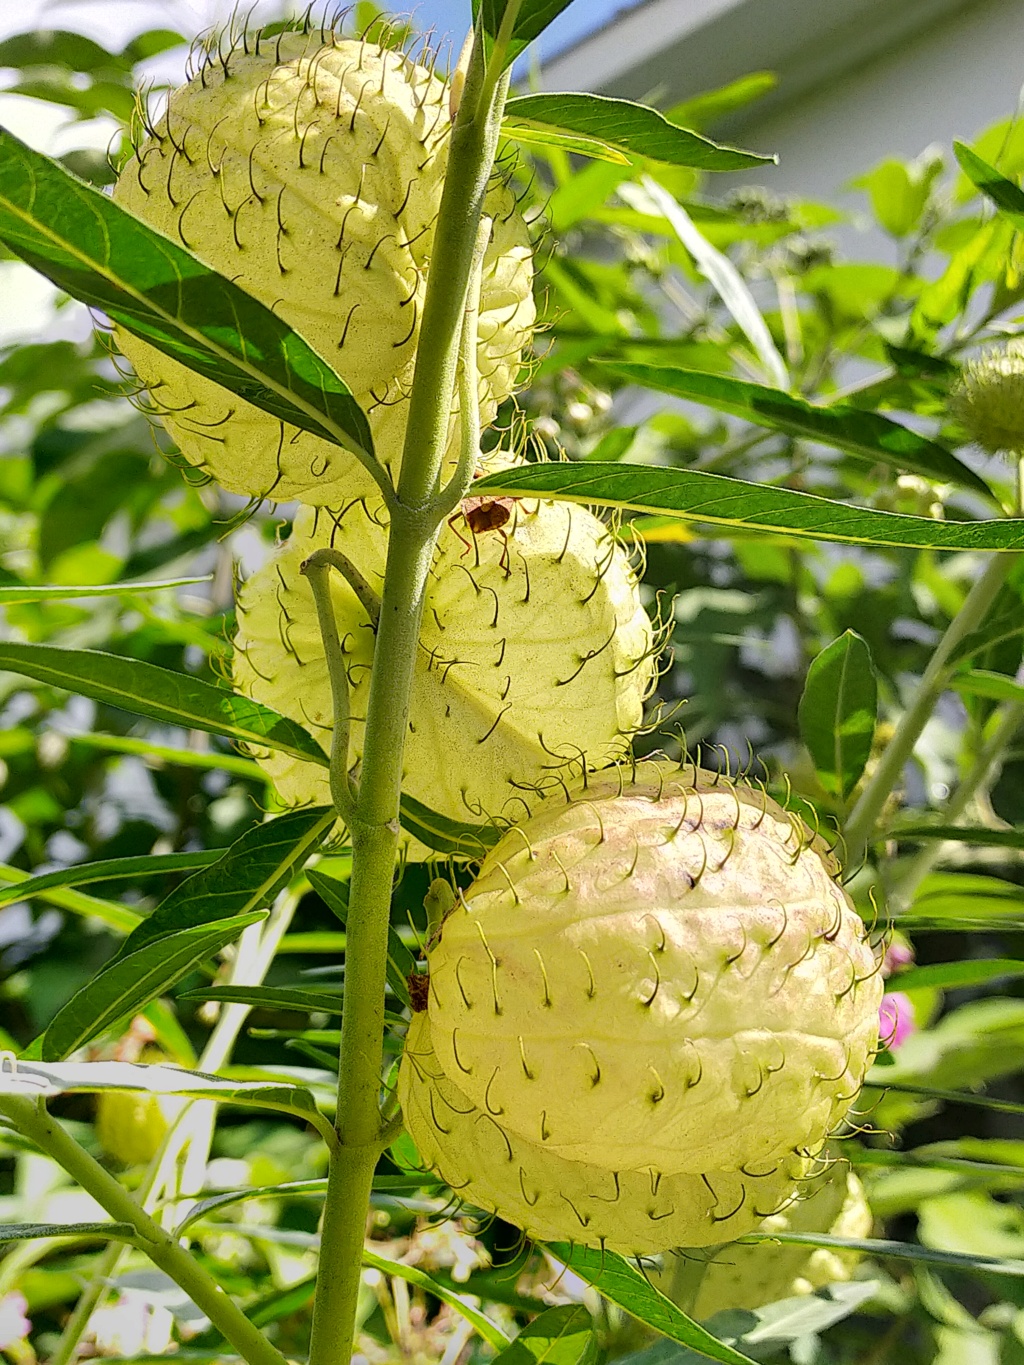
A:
[{"xmin": 2, "ymin": 5, "xmax": 1024, "ymax": 1364}]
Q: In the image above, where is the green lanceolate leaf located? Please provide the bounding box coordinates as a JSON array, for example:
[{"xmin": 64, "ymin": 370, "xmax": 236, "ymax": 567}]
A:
[
  {"xmin": 889, "ymin": 822, "xmax": 1024, "ymax": 851},
  {"xmin": 0, "ymin": 643, "xmax": 328, "ymax": 767},
  {"xmin": 596, "ymin": 362, "xmax": 994, "ymax": 497},
  {"xmin": 178, "ymin": 984, "xmax": 344, "ymax": 1014},
  {"xmin": 862, "ymin": 1079, "xmax": 1024, "ymax": 1117},
  {"xmin": 0, "ymin": 851, "xmax": 220, "ymax": 912},
  {"xmin": 954, "ymin": 141, "xmax": 1024, "ymax": 232},
  {"xmin": 0, "ymin": 127, "xmax": 373, "ymax": 459},
  {"xmin": 502, "ymin": 124, "xmax": 630, "ymax": 164},
  {"xmin": 503, "ymin": 95, "xmax": 773, "ymax": 171},
  {"xmin": 952, "ymin": 668, "xmax": 1024, "ymax": 704},
  {"xmin": 473, "ymin": 1, "xmax": 575, "ymax": 65},
  {"xmin": 399, "ymin": 792, "xmax": 503, "ymax": 855},
  {"xmin": 546, "ymin": 1246, "xmax": 756, "ymax": 1365},
  {"xmin": 116, "ymin": 807, "xmax": 333, "ymax": 957},
  {"xmin": 473, "ymin": 462, "xmax": 1024, "ymax": 551},
  {"xmin": 362, "ymin": 1246, "xmax": 510, "ymax": 1349},
  {"xmin": 0, "ymin": 1221, "xmax": 136, "ymax": 1244},
  {"xmin": 0, "ymin": 576, "xmax": 208, "ymax": 605},
  {"xmin": 0, "ymin": 861, "xmax": 140, "ymax": 934},
  {"xmin": 890, "ymin": 959, "xmax": 1024, "ymax": 992},
  {"xmin": 798, "ymin": 631, "xmax": 877, "ymax": 802},
  {"xmin": 739, "ymin": 1229, "xmax": 1024, "ymax": 1278},
  {"xmin": 491, "ymin": 1306, "xmax": 596, "ymax": 1365},
  {"xmin": 41, "ymin": 911, "xmax": 266, "ymax": 1060},
  {"xmin": 306, "ymin": 867, "xmax": 414, "ymax": 1007}
]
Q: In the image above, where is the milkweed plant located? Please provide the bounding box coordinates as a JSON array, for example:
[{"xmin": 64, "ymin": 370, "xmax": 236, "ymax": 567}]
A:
[{"xmin": 1, "ymin": 4, "xmax": 1024, "ymax": 1365}]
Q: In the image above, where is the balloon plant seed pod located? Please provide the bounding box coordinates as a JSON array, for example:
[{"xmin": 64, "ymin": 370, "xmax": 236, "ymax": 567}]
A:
[
  {"xmin": 417, "ymin": 759, "xmax": 881, "ymax": 1184},
  {"xmin": 949, "ymin": 339, "xmax": 1024, "ymax": 457},
  {"xmin": 232, "ymin": 493, "xmax": 658, "ymax": 842},
  {"xmin": 113, "ymin": 28, "xmax": 535, "ymax": 504},
  {"xmin": 681, "ymin": 1163, "xmax": 872, "ymax": 1319},
  {"xmin": 399, "ymin": 1012, "xmax": 812, "ymax": 1255},
  {"xmin": 95, "ymin": 1088, "xmax": 177, "ymax": 1168}
]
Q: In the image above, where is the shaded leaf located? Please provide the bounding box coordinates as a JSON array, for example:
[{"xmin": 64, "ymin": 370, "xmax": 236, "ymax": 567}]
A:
[
  {"xmin": 0, "ymin": 128, "xmax": 373, "ymax": 460},
  {"xmin": 954, "ymin": 142, "xmax": 1024, "ymax": 232},
  {"xmin": 0, "ymin": 1221, "xmax": 135, "ymax": 1244},
  {"xmin": 116, "ymin": 807, "xmax": 333, "ymax": 957},
  {"xmin": 504, "ymin": 95, "xmax": 773, "ymax": 171},
  {"xmin": 473, "ymin": 462, "xmax": 1024, "ymax": 551},
  {"xmin": 888, "ymin": 822, "xmax": 1024, "ymax": 851},
  {"xmin": 363, "ymin": 1246, "xmax": 510, "ymax": 1349},
  {"xmin": 596, "ymin": 362, "xmax": 993, "ymax": 497},
  {"xmin": 41, "ymin": 911, "xmax": 266, "ymax": 1060},
  {"xmin": 739, "ymin": 1228, "xmax": 1024, "ymax": 1277},
  {"xmin": 178, "ymin": 984, "xmax": 344, "ymax": 1014},
  {"xmin": 798, "ymin": 631, "xmax": 877, "ymax": 801},
  {"xmin": 307, "ymin": 867, "xmax": 413, "ymax": 1007},
  {"xmin": 952, "ymin": 669, "xmax": 1024, "ymax": 704},
  {"xmin": 863, "ymin": 1079, "xmax": 1024, "ymax": 1118},
  {"xmin": 473, "ymin": 0, "xmax": 575, "ymax": 65},
  {"xmin": 0, "ymin": 850, "xmax": 219, "ymax": 912},
  {"xmin": 0, "ymin": 576, "xmax": 208, "ymax": 605},
  {"xmin": 503, "ymin": 124, "xmax": 630, "ymax": 164},
  {"xmin": 545, "ymin": 1245, "xmax": 756, "ymax": 1365},
  {"xmin": 399, "ymin": 792, "xmax": 502, "ymax": 855},
  {"xmin": 491, "ymin": 1305, "xmax": 596, "ymax": 1365},
  {"xmin": 0, "ymin": 643, "xmax": 329, "ymax": 767}
]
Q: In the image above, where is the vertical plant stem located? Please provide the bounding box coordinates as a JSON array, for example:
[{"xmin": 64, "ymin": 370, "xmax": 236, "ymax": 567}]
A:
[
  {"xmin": 0, "ymin": 1094, "xmax": 290, "ymax": 1365},
  {"xmin": 306, "ymin": 28, "xmax": 513, "ymax": 1365},
  {"xmin": 49, "ymin": 888, "xmax": 301, "ymax": 1365},
  {"xmin": 843, "ymin": 552, "xmax": 1019, "ymax": 867}
]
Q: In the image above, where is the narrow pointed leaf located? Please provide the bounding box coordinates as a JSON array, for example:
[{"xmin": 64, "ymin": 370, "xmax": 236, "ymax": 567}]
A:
[
  {"xmin": 888, "ymin": 823, "xmax": 1024, "ymax": 851},
  {"xmin": 472, "ymin": 462, "xmax": 1024, "ymax": 551},
  {"xmin": 546, "ymin": 1245, "xmax": 757, "ymax": 1365},
  {"xmin": 596, "ymin": 362, "xmax": 993, "ymax": 497},
  {"xmin": 474, "ymin": 1, "xmax": 575, "ymax": 65},
  {"xmin": 798, "ymin": 631, "xmax": 877, "ymax": 801},
  {"xmin": 0, "ymin": 643, "xmax": 329, "ymax": 767},
  {"xmin": 362, "ymin": 1246, "xmax": 510, "ymax": 1349},
  {"xmin": 863, "ymin": 1079, "xmax": 1024, "ymax": 1117},
  {"xmin": 399, "ymin": 792, "xmax": 502, "ymax": 855},
  {"xmin": 116, "ymin": 807, "xmax": 333, "ymax": 957},
  {"xmin": 0, "ymin": 127, "xmax": 373, "ymax": 459},
  {"xmin": 502, "ymin": 124, "xmax": 630, "ymax": 165},
  {"xmin": 178, "ymin": 984, "xmax": 344, "ymax": 1014},
  {"xmin": 890, "ymin": 959, "xmax": 1024, "ymax": 992},
  {"xmin": 0, "ymin": 576, "xmax": 208, "ymax": 605},
  {"xmin": 739, "ymin": 1229, "xmax": 1024, "ymax": 1277},
  {"xmin": 0, "ymin": 1222, "xmax": 135, "ymax": 1244},
  {"xmin": 0, "ymin": 851, "xmax": 220, "ymax": 912},
  {"xmin": 42, "ymin": 911, "xmax": 266, "ymax": 1060},
  {"xmin": 0, "ymin": 860, "xmax": 141, "ymax": 933},
  {"xmin": 952, "ymin": 669, "xmax": 1024, "ymax": 704},
  {"xmin": 504, "ymin": 95, "xmax": 773, "ymax": 171},
  {"xmin": 307, "ymin": 867, "xmax": 413, "ymax": 1006},
  {"xmin": 490, "ymin": 1306, "xmax": 596, "ymax": 1365},
  {"xmin": 954, "ymin": 141, "xmax": 1024, "ymax": 231}
]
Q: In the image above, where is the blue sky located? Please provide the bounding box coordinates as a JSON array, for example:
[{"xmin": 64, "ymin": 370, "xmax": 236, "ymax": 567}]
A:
[{"xmin": 372, "ymin": 0, "xmax": 642, "ymax": 61}]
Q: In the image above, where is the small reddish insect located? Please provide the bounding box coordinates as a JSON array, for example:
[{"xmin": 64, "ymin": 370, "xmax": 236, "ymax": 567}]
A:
[{"xmin": 448, "ymin": 474, "xmax": 517, "ymax": 571}]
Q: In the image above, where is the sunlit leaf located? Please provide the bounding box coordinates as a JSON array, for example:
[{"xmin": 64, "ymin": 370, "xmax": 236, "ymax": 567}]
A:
[
  {"xmin": 0, "ymin": 1221, "xmax": 135, "ymax": 1244},
  {"xmin": 490, "ymin": 1305, "xmax": 596, "ymax": 1365},
  {"xmin": 472, "ymin": 0, "xmax": 575, "ymax": 65},
  {"xmin": 954, "ymin": 141, "xmax": 1024, "ymax": 231},
  {"xmin": 504, "ymin": 95, "xmax": 773, "ymax": 171},
  {"xmin": 0, "ymin": 850, "xmax": 219, "ymax": 912},
  {"xmin": 0, "ymin": 643, "xmax": 329, "ymax": 767},
  {"xmin": 473, "ymin": 462, "xmax": 1023, "ymax": 551},
  {"xmin": 362, "ymin": 1246, "xmax": 510, "ymax": 1349},
  {"xmin": 892, "ymin": 960, "xmax": 1024, "ymax": 992},
  {"xmin": 0, "ymin": 576, "xmax": 208, "ymax": 604},
  {"xmin": 798, "ymin": 631, "xmax": 877, "ymax": 802}
]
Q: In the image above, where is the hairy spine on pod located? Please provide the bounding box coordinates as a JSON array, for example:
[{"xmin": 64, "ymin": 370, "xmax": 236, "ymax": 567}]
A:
[
  {"xmin": 113, "ymin": 25, "xmax": 535, "ymax": 505},
  {"xmin": 232, "ymin": 493, "xmax": 659, "ymax": 841}
]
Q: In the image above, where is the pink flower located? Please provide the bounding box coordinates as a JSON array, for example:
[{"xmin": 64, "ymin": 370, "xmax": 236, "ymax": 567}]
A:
[
  {"xmin": 0, "ymin": 1293, "xmax": 30, "ymax": 1351},
  {"xmin": 880, "ymin": 991, "xmax": 916, "ymax": 1050},
  {"xmin": 882, "ymin": 940, "xmax": 914, "ymax": 978}
]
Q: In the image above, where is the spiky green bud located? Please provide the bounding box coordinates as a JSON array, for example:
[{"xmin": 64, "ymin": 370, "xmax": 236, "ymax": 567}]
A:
[{"xmin": 950, "ymin": 340, "xmax": 1024, "ymax": 456}]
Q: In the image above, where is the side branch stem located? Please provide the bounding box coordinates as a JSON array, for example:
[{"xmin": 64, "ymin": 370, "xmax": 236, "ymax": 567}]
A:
[
  {"xmin": 0, "ymin": 1095, "xmax": 289, "ymax": 1365},
  {"xmin": 843, "ymin": 552, "xmax": 1019, "ymax": 867}
]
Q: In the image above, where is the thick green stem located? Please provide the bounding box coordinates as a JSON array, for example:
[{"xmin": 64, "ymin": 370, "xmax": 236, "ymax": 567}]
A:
[
  {"xmin": 843, "ymin": 552, "xmax": 1019, "ymax": 867},
  {"xmin": 306, "ymin": 28, "xmax": 513, "ymax": 1365},
  {"xmin": 0, "ymin": 1094, "xmax": 288, "ymax": 1365}
]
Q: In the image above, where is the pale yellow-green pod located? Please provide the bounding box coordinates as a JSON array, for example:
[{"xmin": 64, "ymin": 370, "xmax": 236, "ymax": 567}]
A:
[
  {"xmin": 96, "ymin": 1088, "xmax": 177, "ymax": 1167},
  {"xmin": 113, "ymin": 31, "xmax": 535, "ymax": 504},
  {"xmin": 677, "ymin": 1163, "xmax": 872, "ymax": 1319},
  {"xmin": 399, "ymin": 1011, "xmax": 811, "ymax": 1255},
  {"xmin": 426, "ymin": 760, "xmax": 882, "ymax": 1173},
  {"xmin": 232, "ymin": 495, "xmax": 656, "ymax": 846},
  {"xmin": 949, "ymin": 339, "xmax": 1024, "ymax": 457}
]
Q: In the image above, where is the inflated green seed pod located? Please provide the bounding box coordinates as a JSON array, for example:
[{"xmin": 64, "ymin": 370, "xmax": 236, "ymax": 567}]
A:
[
  {"xmin": 113, "ymin": 30, "xmax": 534, "ymax": 503},
  {"xmin": 949, "ymin": 340, "xmax": 1024, "ymax": 456},
  {"xmin": 426, "ymin": 760, "xmax": 881, "ymax": 1173},
  {"xmin": 96, "ymin": 1088, "xmax": 175, "ymax": 1167},
  {"xmin": 685, "ymin": 1164, "xmax": 871, "ymax": 1319},
  {"xmin": 400, "ymin": 1011, "xmax": 811, "ymax": 1255},
  {"xmin": 232, "ymin": 494, "xmax": 655, "ymax": 839}
]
